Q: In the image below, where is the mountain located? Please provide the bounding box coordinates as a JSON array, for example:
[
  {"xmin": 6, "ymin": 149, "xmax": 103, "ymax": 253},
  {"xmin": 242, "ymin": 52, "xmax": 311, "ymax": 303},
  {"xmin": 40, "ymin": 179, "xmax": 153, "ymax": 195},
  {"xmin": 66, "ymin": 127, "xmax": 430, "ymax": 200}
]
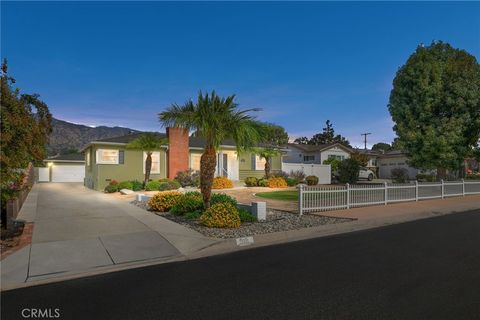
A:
[{"xmin": 47, "ymin": 118, "xmax": 141, "ymax": 155}]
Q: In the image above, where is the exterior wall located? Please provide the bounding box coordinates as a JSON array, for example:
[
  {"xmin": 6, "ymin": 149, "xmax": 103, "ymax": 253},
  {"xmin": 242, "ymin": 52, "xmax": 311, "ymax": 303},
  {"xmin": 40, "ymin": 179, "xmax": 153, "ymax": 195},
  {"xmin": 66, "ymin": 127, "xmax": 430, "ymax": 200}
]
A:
[
  {"xmin": 88, "ymin": 144, "xmax": 167, "ymax": 191},
  {"xmin": 167, "ymin": 128, "xmax": 189, "ymax": 179},
  {"xmin": 238, "ymin": 152, "xmax": 282, "ymax": 180},
  {"xmin": 378, "ymin": 155, "xmax": 419, "ymax": 179},
  {"xmin": 319, "ymin": 147, "xmax": 351, "ymax": 164},
  {"xmin": 283, "ymin": 146, "xmax": 321, "ymax": 164},
  {"xmin": 281, "ymin": 163, "xmax": 331, "ymax": 184}
]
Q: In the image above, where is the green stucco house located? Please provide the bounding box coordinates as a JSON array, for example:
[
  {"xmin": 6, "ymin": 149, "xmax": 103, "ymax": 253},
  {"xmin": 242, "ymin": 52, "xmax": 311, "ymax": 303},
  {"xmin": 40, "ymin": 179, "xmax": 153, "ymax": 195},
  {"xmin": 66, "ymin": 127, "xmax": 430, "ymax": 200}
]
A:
[{"xmin": 82, "ymin": 128, "xmax": 282, "ymax": 191}]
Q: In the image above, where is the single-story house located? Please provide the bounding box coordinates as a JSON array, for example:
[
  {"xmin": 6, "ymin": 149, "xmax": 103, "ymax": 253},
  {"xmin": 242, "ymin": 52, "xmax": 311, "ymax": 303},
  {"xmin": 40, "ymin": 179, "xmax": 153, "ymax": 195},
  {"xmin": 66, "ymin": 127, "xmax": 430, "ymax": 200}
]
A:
[
  {"xmin": 38, "ymin": 153, "xmax": 86, "ymax": 182},
  {"xmin": 377, "ymin": 150, "xmax": 420, "ymax": 179},
  {"xmin": 282, "ymin": 143, "xmax": 354, "ymax": 164},
  {"xmin": 82, "ymin": 128, "xmax": 283, "ymax": 191}
]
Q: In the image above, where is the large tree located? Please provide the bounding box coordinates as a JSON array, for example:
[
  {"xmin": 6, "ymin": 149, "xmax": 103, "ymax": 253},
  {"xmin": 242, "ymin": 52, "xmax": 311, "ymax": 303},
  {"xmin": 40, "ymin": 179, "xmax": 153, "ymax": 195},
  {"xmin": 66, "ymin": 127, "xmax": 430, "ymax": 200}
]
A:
[
  {"xmin": 255, "ymin": 123, "xmax": 288, "ymax": 178},
  {"xmin": 389, "ymin": 42, "xmax": 480, "ymax": 178},
  {"xmin": 159, "ymin": 91, "xmax": 261, "ymax": 208},
  {"xmin": 295, "ymin": 120, "xmax": 351, "ymax": 146},
  {"xmin": 371, "ymin": 142, "xmax": 392, "ymax": 153},
  {"xmin": 126, "ymin": 133, "xmax": 168, "ymax": 186}
]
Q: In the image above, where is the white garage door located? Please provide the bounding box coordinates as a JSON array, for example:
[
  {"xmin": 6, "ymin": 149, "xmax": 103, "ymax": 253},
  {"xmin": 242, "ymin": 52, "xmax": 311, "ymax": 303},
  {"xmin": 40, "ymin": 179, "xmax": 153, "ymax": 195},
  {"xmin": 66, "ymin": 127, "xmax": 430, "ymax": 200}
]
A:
[{"xmin": 51, "ymin": 165, "xmax": 85, "ymax": 182}]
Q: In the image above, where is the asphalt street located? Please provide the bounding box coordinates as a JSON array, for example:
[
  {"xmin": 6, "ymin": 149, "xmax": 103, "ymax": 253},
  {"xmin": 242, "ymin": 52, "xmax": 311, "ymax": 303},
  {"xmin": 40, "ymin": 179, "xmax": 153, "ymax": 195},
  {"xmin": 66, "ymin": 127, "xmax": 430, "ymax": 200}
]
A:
[{"xmin": 2, "ymin": 209, "xmax": 480, "ymax": 320}]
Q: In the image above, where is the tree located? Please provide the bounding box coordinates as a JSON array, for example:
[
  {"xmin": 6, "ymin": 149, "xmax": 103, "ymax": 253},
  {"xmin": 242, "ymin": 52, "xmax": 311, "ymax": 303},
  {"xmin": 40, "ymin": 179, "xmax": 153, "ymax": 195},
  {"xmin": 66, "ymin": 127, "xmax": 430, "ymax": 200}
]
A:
[
  {"xmin": 294, "ymin": 136, "xmax": 309, "ymax": 144},
  {"xmin": 255, "ymin": 123, "xmax": 288, "ymax": 178},
  {"xmin": 350, "ymin": 151, "xmax": 369, "ymax": 167},
  {"xmin": 389, "ymin": 41, "xmax": 480, "ymax": 179},
  {"xmin": 159, "ymin": 91, "xmax": 261, "ymax": 208},
  {"xmin": 371, "ymin": 142, "xmax": 392, "ymax": 153},
  {"xmin": 338, "ymin": 158, "xmax": 360, "ymax": 184},
  {"xmin": 126, "ymin": 133, "xmax": 168, "ymax": 186},
  {"xmin": 295, "ymin": 120, "xmax": 351, "ymax": 146}
]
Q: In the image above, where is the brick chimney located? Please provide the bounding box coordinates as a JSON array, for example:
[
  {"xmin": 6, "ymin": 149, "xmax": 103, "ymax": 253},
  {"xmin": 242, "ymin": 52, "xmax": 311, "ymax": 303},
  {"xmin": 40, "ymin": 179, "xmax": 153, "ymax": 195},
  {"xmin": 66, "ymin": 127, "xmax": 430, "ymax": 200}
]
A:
[{"xmin": 167, "ymin": 127, "xmax": 189, "ymax": 179}]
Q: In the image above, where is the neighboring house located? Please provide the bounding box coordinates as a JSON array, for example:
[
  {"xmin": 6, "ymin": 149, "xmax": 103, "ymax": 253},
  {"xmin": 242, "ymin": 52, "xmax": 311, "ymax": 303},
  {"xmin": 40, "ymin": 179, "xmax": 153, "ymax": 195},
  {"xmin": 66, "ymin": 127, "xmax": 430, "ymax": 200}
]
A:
[
  {"xmin": 282, "ymin": 143, "xmax": 353, "ymax": 164},
  {"xmin": 82, "ymin": 128, "xmax": 283, "ymax": 191},
  {"xmin": 38, "ymin": 153, "xmax": 86, "ymax": 182},
  {"xmin": 377, "ymin": 150, "xmax": 420, "ymax": 179}
]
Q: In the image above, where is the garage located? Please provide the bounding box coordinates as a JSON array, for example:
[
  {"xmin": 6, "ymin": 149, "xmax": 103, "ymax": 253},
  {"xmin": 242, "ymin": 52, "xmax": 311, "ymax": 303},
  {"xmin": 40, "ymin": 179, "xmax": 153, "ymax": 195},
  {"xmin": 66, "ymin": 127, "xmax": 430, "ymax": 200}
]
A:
[{"xmin": 38, "ymin": 154, "xmax": 85, "ymax": 183}]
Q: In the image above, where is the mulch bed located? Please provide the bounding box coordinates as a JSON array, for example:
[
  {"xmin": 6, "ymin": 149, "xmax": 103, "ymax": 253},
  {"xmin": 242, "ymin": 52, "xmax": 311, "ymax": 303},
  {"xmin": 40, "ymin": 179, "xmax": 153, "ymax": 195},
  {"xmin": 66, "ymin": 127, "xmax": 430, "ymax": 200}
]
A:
[{"xmin": 1, "ymin": 222, "xmax": 33, "ymax": 260}]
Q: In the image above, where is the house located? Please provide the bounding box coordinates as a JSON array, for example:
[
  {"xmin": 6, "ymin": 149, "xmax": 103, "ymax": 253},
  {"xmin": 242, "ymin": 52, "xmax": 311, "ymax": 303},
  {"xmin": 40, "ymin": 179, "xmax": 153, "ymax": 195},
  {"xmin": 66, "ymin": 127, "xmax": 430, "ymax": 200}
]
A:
[
  {"xmin": 282, "ymin": 143, "xmax": 354, "ymax": 164},
  {"xmin": 377, "ymin": 150, "xmax": 420, "ymax": 179},
  {"xmin": 38, "ymin": 153, "xmax": 86, "ymax": 182},
  {"xmin": 82, "ymin": 128, "xmax": 283, "ymax": 191}
]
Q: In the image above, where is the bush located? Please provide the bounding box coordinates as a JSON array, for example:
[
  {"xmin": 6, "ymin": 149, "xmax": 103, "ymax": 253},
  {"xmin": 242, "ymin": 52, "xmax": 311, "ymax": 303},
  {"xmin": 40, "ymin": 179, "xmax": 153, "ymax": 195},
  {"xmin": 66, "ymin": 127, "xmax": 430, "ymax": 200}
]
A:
[
  {"xmin": 104, "ymin": 184, "xmax": 118, "ymax": 193},
  {"xmin": 466, "ymin": 173, "xmax": 480, "ymax": 180},
  {"xmin": 148, "ymin": 191, "xmax": 182, "ymax": 212},
  {"xmin": 210, "ymin": 193, "xmax": 238, "ymax": 207},
  {"xmin": 257, "ymin": 178, "xmax": 268, "ymax": 187},
  {"xmin": 145, "ymin": 180, "xmax": 162, "ymax": 191},
  {"xmin": 305, "ymin": 175, "xmax": 319, "ymax": 186},
  {"xmin": 130, "ymin": 180, "xmax": 143, "ymax": 191},
  {"xmin": 158, "ymin": 180, "xmax": 181, "ymax": 191},
  {"xmin": 391, "ymin": 168, "xmax": 409, "ymax": 183},
  {"xmin": 338, "ymin": 158, "xmax": 360, "ymax": 184},
  {"xmin": 200, "ymin": 203, "xmax": 241, "ymax": 228},
  {"xmin": 416, "ymin": 173, "xmax": 436, "ymax": 182},
  {"xmin": 271, "ymin": 171, "xmax": 289, "ymax": 179},
  {"xmin": 117, "ymin": 181, "xmax": 134, "ymax": 190},
  {"xmin": 175, "ymin": 169, "xmax": 200, "ymax": 187},
  {"xmin": 184, "ymin": 210, "xmax": 202, "ymax": 220},
  {"xmin": 170, "ymin": 193, "xmax": 203, "ymax": 215},
  {"xmin": 289, "ymin": 170, "xmax": 306, "ymax": 181},
  {"xmin": 212, "ymin": 176, "xmax": 234, "ymax": 189},
  {"xmin": 244, "ymin": 177, "xmax": 258, "ymax": 187},
  {"xmin": 238, "ymin": 208, "xmax": 257, "ymax": 223},
  {"xmin": 285, "ymin": 177, "xmax": 299, "ymax": 186},
  {"xmin": 322, "ymin": 158, "xmax": 341, "ymax": 173},
  {"xmin": 267, "ymin": 177, "xmax": 288, "ymax": 188}
]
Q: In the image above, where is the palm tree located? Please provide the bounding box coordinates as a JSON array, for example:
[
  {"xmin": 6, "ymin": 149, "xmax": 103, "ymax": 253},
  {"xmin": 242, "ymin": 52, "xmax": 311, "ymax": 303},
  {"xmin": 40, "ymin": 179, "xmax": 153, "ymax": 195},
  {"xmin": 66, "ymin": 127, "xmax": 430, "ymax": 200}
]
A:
[
  {"xmin": 159, "ymin": 91, "xmax": 261, "ymax": 208},
  {"xmin": 256, "ymin": 148, "xmax": 281, "ymax": 178},
  {"xmin": 126, "ymin": 133, "xmax": 168, "ymax": 186}
]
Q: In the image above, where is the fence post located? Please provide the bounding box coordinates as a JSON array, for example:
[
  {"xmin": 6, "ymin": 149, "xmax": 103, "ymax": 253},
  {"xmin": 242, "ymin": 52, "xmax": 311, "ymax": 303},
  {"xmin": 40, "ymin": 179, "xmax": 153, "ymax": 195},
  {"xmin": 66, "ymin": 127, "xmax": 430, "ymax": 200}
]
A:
[
  {"xmin": 298, "ymin": 183, "xmax": 303, "ymax": 216},
  {"xmin": 384, "ymin": 181, "xmax": 388, "ymax": 205},
  {"xmin": 346, "ymin": 183, "xmax": 350, "ymax": 209},
  {"xmin": 415, "ymin": 180, "xmax": 418, "ymax": 201},
  {"xmin": 441, "ymin": 179, "xmax": 444, "ymax": 199},
  {"xmin": 462, "ymin": 179, "xmax": 465, "ymax": 197}
]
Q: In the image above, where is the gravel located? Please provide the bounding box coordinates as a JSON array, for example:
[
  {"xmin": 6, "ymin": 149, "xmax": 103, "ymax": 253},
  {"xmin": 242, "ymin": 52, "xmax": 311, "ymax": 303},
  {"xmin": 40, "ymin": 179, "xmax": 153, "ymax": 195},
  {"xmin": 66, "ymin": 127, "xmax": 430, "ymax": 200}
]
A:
[{"xmin": 131, "ymin": 200, "xmax": 353, "ymax": 239}]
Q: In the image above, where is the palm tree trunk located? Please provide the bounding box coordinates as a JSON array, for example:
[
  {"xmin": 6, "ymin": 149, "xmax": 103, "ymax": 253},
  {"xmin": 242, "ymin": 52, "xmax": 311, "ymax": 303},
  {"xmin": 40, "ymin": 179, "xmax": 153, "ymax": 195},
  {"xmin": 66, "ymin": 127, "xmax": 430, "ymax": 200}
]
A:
[
  {"xmin": 145, "ymin": 152, "xmax": 152, "ymax": 186},
  {"xmin": 264, "ymin": 157, "xmax": 271, "ymax": 178},
  {"xmin": 200, "ymin": 145, "xmax": 217, "ymax": 208}
]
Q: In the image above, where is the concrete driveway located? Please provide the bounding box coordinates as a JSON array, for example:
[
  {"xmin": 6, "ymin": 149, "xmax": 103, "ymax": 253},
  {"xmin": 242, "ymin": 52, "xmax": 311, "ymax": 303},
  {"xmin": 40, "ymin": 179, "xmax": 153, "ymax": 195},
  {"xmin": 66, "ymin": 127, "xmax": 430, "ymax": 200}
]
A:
[{"xmin": 2, "ymin": 183, "xmax": 217, "ymax": 287}]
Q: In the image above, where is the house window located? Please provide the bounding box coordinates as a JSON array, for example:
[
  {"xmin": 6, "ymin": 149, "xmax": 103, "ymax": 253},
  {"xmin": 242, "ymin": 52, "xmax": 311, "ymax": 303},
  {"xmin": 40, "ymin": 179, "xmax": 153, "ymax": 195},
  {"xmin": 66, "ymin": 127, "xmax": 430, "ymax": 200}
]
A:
[
  {"xmin": 303, "ymin": 155, "xmax": 315, "ymax": 162},
  {"xmin": 143, "ymin": 152, "xmax": 161, "ymax": 174},
  {"xmin": 96, "ymin": 149, "xmax": 119, "ymax": 164},
  {"xmin": 328, "ymin": 155, "xmax": 345, "ymax": 161},
  {"xmin": 371, "ymin": 159, "xmax": 377, "ymax": 166},
  {"xmin": 191, "ymin": 153, "xmax": 201, "ymax": 171},
  {"xmin": 255, "ymin": 155, "xmax": 266, "ymax": 171}
]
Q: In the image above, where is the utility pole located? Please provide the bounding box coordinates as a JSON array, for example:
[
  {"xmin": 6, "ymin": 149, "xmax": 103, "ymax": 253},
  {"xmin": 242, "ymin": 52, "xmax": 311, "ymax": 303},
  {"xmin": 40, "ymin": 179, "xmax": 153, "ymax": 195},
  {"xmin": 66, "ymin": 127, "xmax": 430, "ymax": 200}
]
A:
[{"xmin": 361, "ymin": 133, "xmax": 371, "ymax": 150}]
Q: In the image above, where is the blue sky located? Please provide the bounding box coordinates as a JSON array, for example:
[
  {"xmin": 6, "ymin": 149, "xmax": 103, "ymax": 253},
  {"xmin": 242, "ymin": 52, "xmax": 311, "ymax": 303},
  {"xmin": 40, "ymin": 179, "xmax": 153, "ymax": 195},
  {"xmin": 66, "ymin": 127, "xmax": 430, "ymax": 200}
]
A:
[{"xmin": 2, "ymin": 2, "xmax": 479, "ymax": 148}]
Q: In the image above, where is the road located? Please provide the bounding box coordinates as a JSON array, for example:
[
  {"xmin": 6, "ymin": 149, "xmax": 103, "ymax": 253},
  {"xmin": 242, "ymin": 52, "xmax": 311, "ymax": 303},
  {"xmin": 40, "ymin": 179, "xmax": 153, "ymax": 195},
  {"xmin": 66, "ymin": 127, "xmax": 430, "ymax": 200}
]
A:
[{"xmin": 2, "ymin": 209, "xmax": 480, "ymax": 320}]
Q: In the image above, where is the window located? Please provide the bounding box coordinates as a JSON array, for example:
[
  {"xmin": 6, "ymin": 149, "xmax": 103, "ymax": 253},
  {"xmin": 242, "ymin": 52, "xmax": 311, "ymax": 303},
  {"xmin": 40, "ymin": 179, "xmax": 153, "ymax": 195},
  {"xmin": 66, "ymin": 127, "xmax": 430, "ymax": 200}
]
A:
[
  {"xmin": 303, "ymin": 155, "xmax": 315, "ymax": 162},
  {"xmin": 328, "ymin": 155, "xmax": 345, "ymax": 161},
  {"xmin": 255, "ymin": 155, "xmax": 266, "ymax": 171},
  {"xmin": 191, "ymin": 153, "xmax": 201, "ymax": 171},
  {"xmin": 96, "ymin": 149, "xmax": 119, "ymax": 164},
  {"xmin": 371, "ymin": 159, "xmax": 377, "ymax": 166},
  {"xmin": 144, "ymin": 152, "xmax": 160, "ymax": 174}
]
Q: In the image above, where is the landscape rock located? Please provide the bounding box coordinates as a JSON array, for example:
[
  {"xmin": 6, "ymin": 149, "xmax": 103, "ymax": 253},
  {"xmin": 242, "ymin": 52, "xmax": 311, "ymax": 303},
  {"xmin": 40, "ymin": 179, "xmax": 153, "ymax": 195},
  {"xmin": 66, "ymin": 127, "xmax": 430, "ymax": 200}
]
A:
[{"xmin": 120, "ymin": 189, "xmax": 134, "ymax": 195}]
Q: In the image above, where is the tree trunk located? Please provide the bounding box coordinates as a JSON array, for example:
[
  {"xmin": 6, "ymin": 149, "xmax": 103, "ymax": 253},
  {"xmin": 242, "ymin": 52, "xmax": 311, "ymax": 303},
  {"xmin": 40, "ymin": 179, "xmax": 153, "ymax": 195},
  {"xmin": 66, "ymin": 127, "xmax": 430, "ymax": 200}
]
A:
[
  {"xmin": 264, "ymin": 157, "xmax": 271, "ymax": 178},
  {"xmin": 437, "ymin": 167, "xmax": 447, "ymax": 181},
  {"xmin": 200, "ymin": 146, "xmax": 217, "ymax": 208},
  {"xmin": 145, "ymin": 152, "xmax": 152, "ymax": 186}
]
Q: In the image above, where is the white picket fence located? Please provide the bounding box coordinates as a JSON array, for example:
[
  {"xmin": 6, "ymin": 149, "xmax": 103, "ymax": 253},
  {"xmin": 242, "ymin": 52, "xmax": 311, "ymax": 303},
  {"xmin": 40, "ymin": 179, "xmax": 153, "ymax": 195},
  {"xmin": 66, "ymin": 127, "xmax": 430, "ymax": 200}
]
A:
[{"xmin": 298, "ymin": 179, "xmax": 480, "ymax": 215}]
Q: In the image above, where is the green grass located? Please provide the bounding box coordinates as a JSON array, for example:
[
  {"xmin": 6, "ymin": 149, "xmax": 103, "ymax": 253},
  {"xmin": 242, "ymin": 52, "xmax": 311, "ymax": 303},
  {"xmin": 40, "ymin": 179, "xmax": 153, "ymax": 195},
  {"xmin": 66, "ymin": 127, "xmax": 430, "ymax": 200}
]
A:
[{"xmin": 255, "ymin": 190, "xmax": 298, "ymax": 201}]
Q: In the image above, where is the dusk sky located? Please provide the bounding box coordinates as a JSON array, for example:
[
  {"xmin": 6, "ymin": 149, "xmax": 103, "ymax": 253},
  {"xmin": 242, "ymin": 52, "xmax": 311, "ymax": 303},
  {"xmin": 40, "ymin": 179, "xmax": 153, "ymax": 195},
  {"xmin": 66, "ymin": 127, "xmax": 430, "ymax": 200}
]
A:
[{"xmin": 2, "ymin": 1, "xmax": 479, "ymax": 148}]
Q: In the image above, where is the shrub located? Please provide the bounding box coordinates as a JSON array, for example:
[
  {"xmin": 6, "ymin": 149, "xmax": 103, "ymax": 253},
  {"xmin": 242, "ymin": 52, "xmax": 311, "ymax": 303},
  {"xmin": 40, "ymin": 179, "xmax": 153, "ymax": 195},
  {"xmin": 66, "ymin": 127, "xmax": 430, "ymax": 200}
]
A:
[
  {"xmin": 257, "ymin": 178, "xmax": 268, "ymax": 187},
  {"xmin": 117, "ymin": 181, "xmax": 134, "ymax": 190},
  {"xmin": 238, "ymin": 208, "xmax": 257, "ymax": 223},
  {"xmin": 130, "ymin": 180, "xmax": 143, "ymax": 191},
  {"xmin": 323, "ymin": 158, "xmax": 341, "ymax": 173},
  {"xmin": 244, "ymin": 177, "xmax": 258, "ymax": 187},
  {"xmin": 148, "ymin": 191, "xmax": 182, "ymax": 212},
  {"xmin": 466, "ymin": 173, "xmax": 480, "ymax": 180},
  {"xmin": 416, "ymin": 173, "xmax": 436, "ymax": 182},
  {"xmin": 391, "ymin": 168, "xmax": 409, "ymax": 183},
  {"xmin": 267, "ymin": 177, "xmax": 288, "ymax": 188},
  {"xmin": 285, "ymin": 177, "xmax": 299, "ymax": 186},
  {"xmin": 184, "ymin": 210, "xmax": 202, "ymax": 220},
  {"xmin": 145, "ymin": 180, "xmax": 162, "ymax": 191},
  {"xmin": 271, "ymin": 171, "xmax": 289, "ymax": 179},
  {"xmin": 305, "ymin": 175, "xmax": 319, "ymax": 186},
  {"xmin": 200, "ymin": 203, "xmax": 241, "ymax": 228},
  {"xmin": 212, "ymin": 176, "xmax": 234, "ymax": 189},
  {"xmin": 338, "ymin": 158, "xmax": 360, "ymax": 184},
  {"xmin": 175, "ymin": 169, "xmax": 200, "ymax": 187},
  {"xmin": 104, "ymin": 184, "xmax": 118, "ymax": 193},
  {"xmin": 170, "ymin": 193, "xmax": 203, "ymax": 215},
  {"xmin": 158, "ymin": 180, "xmax": 181, "ymax": 191},
  {"xmin": 289, "ymin": 170, "xmax": 306, "ymax": 181},
  {"xmin": 210, "ymin": 193, "xmax": 238, "ymax": 207}
]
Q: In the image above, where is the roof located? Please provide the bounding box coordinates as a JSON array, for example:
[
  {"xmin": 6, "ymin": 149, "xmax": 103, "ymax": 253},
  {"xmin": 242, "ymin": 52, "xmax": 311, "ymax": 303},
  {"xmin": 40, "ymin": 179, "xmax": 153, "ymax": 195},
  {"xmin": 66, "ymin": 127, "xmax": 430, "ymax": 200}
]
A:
[
  {"xmin": 379, "ymin": 150, "xmax": 408, "ymax": 157},
  {"xmin": 284, "ymin": 143, "xmax": 354, "ymax": 153},
  {"xmin": 45, "ymin": 153, "xmax": 85, "ymax": 162}
]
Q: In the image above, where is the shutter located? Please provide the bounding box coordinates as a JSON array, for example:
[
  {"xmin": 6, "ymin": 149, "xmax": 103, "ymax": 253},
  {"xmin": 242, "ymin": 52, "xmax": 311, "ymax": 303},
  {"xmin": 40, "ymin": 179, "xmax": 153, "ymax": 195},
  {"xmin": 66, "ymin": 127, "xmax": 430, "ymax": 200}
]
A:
[
  {"xmin": 119, "ymin": 150, "xmax": 125, "ymax": 164},
  {"xmin": 251, "ymin": 154, "xmax": 256, "ymax": 170}
]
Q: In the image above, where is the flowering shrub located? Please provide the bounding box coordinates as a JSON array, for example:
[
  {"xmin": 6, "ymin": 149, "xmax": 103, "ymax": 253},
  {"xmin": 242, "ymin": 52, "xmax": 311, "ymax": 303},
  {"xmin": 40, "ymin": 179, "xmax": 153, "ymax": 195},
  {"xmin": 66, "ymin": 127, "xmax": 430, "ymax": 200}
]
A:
[
  {"xmin": 305, "ymin": 175, "xmax": 319, "ymax": 186},
  {"xmin": 289, "ymin": 170, "xmax": 306, "ymax": 181},
  {"xmin": 212, "ymin": 176, "xmax": 234, "ymax": 189},
  {"xmin": 244, "ymin": 177, "xmax": 258, "ymax": 187},
  {"xmin": 466, "ymin": 172, "xmax": 480, "ymax": 180},
  {"xmin": 148, "ymin": 191, "xmax": 182, "ymax": 212},
  {"xmin": 200, "ymin": 203, "xmax": 241, "ymax": 228},
  {"xmin": 267, "ymin": 177, "xmax": 288, "ymax": 188},
  {"xmin": 175, "ymin": 169, "xmax": 200, "ymax": 187}
]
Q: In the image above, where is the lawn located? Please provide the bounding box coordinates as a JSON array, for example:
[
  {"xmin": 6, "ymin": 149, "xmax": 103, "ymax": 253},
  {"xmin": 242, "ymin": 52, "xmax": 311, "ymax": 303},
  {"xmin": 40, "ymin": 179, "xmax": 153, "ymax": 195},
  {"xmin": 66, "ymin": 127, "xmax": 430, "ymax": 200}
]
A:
[{"xmin": 255, "ymin": 190, "xmax": 298, "ymax": 201}]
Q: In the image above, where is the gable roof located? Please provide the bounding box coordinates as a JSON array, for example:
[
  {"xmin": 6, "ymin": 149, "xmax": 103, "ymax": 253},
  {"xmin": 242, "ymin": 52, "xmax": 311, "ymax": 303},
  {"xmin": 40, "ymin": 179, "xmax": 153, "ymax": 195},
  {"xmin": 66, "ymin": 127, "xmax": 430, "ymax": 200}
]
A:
[
  {"xmin": 45, "ymin": 153, "xmax": 85, "ymax": 162},
  {"xmin": 285, "ymin": 143, "xmax": 354, "ymax": 153}
]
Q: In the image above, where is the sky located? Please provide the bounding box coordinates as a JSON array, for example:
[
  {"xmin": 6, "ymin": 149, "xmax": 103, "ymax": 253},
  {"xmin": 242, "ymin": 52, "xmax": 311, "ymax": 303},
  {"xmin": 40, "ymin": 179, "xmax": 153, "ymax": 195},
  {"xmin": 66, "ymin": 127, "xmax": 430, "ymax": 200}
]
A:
[{"xmin": 2, "ymin": 2, "xmax": 479, "ymax": 148}]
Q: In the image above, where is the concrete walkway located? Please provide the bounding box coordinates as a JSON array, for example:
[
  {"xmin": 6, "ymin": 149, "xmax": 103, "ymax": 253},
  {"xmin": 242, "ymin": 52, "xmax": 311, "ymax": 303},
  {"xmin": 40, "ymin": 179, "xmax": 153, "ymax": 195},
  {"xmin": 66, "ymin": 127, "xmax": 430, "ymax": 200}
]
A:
[{"xmin": 1, "ymin": 183, "xmax": 218, "ymax": 289}]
